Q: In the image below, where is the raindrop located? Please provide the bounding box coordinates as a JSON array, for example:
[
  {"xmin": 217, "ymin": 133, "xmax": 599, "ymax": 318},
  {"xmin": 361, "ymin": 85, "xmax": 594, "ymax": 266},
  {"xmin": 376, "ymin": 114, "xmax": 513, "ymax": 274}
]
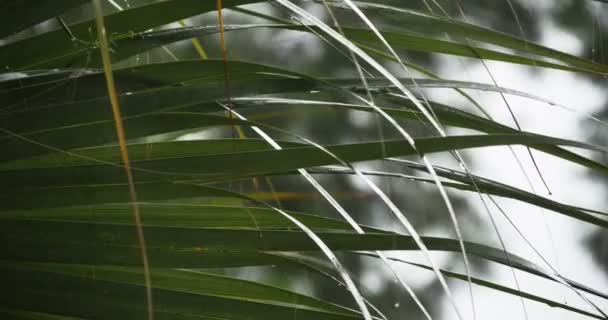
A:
[{"xmin": 394, "ymin": 302, "xmax": 400, "ymax": 308}]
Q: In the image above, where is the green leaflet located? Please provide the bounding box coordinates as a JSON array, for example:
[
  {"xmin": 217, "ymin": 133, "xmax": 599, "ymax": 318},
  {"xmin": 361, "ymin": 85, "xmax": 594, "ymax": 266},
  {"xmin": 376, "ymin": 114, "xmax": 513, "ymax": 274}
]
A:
[
  {"xmin": 2, "ymin": 209, "xmax": 605, "ymax": 300},
  {"xmin": 278, "ymin": 252, "xmax": 604, "ymax": 319},
  {"xmin": 1, "ymin": 265, "xmax": 362, "ymax": 320},
  {"xmin": 102, "ymin": 24, "xmax": 601, "ymax": 75},
  {"xmin": 4, "ymin": 262, "xmax": 359, "ymax": 316},
  {"xmin": 5, "ymin": 11, "xmax": 606, "ymax": 75},
  {"xmin": 0, "ymin": 60, "xmax": 300, "ymax": 109},
  {"xmin": 0, "ymin": 0, "xmax": 89, "ymax": 38},
  {"xmin": 0, "ymin": 308, "xmax": 84, "ymax": 320},
  {"xmin": 0, "ymin": 204, "xmax": 383, "ymax": 232},
  {"xmin": 1, "ymin": 134, "xmax": 605, "ymax": 188},
  {"xmin": 312, "ymin": 165, "xmax": 608, "ymax": 229},
  {"xmin": 327, "ymin": 1, "xmax": 608, "ymax": 74},
  {"xmin": 351, "ymin": 253, "xmax": 604, "ymax": 319},
  {"xmin": 0, "ymin": 0, "xmax": 260, "ymax": 70},
  {"xmin": 390, "ymin": 161, "xmax": 608, "ymax": 227}
]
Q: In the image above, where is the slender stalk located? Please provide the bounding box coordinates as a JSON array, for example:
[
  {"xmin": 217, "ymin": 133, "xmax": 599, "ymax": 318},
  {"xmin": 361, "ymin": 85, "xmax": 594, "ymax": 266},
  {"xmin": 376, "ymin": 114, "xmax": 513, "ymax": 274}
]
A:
[{"xmin": 92, "ymin": 1, "xmax": 153, "ymax": 319}]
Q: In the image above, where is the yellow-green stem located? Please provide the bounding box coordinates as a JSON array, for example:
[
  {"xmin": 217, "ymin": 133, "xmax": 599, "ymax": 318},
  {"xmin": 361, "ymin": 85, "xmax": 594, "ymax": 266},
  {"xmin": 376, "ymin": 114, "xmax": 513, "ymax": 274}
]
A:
[{"xmin": 92, "ymin": 1, "xmax": 153, "ymax": 319}]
